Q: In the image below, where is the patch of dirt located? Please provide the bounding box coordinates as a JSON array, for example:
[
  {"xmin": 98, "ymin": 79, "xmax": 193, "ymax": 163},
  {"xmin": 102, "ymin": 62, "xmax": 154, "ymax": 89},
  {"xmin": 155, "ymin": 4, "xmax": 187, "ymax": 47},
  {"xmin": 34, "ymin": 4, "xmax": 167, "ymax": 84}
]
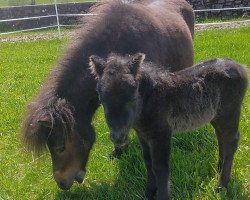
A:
[
  {"xmin": 195, "ymin": 20, "xmax": 250, "ymax": 31},
  {"xmin": 0, "ymin": 32, "xmax": 73, "ymax": 43}
]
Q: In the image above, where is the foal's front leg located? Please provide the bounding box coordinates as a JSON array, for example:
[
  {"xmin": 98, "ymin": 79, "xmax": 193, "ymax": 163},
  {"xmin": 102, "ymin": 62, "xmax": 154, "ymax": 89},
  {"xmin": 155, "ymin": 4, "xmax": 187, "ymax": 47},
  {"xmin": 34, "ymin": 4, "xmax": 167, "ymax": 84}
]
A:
[
  {"xmin": 148, "ymin": 131, "xmax": 172, "ymax": 200},
  {"xmin": 138, "ymin": 136, "xmax": 157, "ymax": 200}
]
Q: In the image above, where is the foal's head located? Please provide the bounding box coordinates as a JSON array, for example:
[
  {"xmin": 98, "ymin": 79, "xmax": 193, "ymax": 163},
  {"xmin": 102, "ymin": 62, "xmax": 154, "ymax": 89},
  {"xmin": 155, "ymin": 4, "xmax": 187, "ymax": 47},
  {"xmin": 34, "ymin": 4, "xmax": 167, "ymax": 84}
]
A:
[{"xmin": 89, "ymin": 53, "xmax": 145, "ymax": 146}]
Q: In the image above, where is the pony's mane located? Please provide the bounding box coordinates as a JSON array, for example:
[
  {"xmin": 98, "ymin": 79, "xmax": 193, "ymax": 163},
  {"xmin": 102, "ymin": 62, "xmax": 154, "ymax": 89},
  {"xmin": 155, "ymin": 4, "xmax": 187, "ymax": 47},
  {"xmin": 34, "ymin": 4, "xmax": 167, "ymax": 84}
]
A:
[
  {"xmin": 75, "ymin": 0, "xmax": 149, "ymax": 40},
  {"xmin": 22, "ymin": 97, "xmax": 75, "ymax": 153},
  {"xmin": 88, "ymin": 0, "xmax": 140, "ymax": 13}
]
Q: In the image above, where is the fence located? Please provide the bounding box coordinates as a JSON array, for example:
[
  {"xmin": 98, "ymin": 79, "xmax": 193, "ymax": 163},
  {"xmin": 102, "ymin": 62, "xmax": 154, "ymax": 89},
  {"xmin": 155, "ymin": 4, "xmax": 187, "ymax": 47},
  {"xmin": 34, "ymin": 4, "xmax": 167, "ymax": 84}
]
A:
[{"xmin": 0, "ymin": 3, "xmax": 250, "ymax": 38}]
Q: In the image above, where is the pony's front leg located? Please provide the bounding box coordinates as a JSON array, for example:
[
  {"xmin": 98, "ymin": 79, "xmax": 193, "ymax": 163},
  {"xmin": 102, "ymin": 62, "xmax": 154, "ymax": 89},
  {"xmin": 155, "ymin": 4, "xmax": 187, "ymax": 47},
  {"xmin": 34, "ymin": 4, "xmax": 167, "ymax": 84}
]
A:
[{"xmin": 148, "ymin": 131, "xmax": 172, "ymax": 200}]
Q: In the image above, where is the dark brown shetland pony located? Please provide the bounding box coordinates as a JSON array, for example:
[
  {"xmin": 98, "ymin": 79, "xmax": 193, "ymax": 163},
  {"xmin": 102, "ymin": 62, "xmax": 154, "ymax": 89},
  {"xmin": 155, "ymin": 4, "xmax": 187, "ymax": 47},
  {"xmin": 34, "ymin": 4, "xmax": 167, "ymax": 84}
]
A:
[
  {"xmin": 90, "ymin": 53, "xmax": 248, "ymax": 200},
  {"xmin": 22, "ymin": 0, "xmax": 194, "ymax": 190}
]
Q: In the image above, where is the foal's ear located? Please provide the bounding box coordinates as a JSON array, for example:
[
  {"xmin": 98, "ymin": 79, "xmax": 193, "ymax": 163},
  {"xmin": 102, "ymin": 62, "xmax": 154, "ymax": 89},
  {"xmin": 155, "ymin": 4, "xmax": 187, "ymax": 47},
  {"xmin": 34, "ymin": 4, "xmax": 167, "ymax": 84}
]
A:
[
  {"xmin": 89, "ymin": 55, "xmax": 106, "ymax": 79},
  {"xmin": 130, "ymin": 53, "xmax": 145, "ymax": 76}
]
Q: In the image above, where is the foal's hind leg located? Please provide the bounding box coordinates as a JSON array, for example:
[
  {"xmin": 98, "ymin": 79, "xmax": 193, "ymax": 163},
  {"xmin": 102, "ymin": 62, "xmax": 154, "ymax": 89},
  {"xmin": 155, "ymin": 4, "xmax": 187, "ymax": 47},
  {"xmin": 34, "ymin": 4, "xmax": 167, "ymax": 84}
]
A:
[{"xmin": 211, "ymin": 112, "xmax": 240, "ymax": 191}]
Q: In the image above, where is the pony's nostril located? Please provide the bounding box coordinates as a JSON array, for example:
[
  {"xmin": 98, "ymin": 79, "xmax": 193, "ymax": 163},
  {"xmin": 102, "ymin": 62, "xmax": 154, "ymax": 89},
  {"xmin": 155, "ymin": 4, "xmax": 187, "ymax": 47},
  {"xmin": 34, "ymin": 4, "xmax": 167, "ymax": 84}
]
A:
[
  {"xmin": 75, "ymin": 176, "xmax": 83, "ymax": 183},
  {"xmin": 75, "ymin": 170, "xmax": 86, "ymax": 184},
  {"xmin": 54, "ymin": 172, "xmax": 72, "ymax": 190}
]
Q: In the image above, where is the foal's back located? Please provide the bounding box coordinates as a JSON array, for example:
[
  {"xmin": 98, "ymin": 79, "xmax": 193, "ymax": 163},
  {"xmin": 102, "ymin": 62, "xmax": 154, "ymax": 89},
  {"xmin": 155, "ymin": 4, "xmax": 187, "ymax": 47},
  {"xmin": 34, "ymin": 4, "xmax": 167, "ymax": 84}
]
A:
[{"xmin": 140, "ymin": 58, "xmax": 248, "ymax": 133}]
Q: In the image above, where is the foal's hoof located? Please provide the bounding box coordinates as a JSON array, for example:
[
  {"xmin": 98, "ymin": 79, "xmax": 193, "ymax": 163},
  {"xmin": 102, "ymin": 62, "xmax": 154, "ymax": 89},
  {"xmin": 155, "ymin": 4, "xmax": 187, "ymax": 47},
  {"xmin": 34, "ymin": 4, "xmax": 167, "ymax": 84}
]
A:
[
  {"xmin": 110, "ymin": 149, "xmax": 123, "ymax": 159},
  {"xmin": 109, "ymin": 144, "xmax": 128, "ymax": 159},
  {"xmin": 215, "ymin": 186, "xmax": 223, "ymax": 193},
  {"xmin": 215, "ymin": 186, "xmax": 227, "ymax": 193}
]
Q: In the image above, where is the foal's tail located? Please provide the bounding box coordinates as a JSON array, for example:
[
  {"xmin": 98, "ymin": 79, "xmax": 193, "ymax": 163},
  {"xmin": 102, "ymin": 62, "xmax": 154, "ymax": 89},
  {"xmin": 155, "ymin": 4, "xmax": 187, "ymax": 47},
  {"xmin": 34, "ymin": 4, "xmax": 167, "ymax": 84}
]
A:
[
  {"xmin": 230, "ymin": 59, "xmax": 248, "ymax": 92},
  {"xmin": 240, "ymin": 64, "xmax": 249, "ymax": 92},
  {"xmin": 223, "ymin": 58, "xmax": 249, "ymax": 100}
]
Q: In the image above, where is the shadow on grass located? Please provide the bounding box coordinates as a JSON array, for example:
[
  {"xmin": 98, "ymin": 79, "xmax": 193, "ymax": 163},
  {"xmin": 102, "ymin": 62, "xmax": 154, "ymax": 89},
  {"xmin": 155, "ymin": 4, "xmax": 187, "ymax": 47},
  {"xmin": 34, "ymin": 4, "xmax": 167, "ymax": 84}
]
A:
[{"xmin": 53, "ymin": 129, "xmax": 250, "ymax": 200}]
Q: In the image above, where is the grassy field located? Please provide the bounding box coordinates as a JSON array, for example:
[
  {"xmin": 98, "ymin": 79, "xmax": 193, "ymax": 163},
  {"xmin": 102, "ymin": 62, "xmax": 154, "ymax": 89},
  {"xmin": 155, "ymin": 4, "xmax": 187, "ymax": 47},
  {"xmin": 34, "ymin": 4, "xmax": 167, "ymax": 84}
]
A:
[{"xmin": 0, "ymin": 26, "xmax": 249, "ymax": 199}]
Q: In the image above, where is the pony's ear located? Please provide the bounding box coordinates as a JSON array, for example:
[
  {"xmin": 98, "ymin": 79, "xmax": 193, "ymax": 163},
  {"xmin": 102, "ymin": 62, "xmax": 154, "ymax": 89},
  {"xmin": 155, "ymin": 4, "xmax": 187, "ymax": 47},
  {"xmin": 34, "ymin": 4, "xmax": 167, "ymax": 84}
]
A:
[
  {"xmin": 130, "ymin": 53, "xmax": 145, "ymax": 76},
  {"xmin": 89, "ymin": 55, "xmax": 106, "ymax": 79},
  {"xmin": 38, "ymin": 114, "xmax": 52, "ymax": 128}
]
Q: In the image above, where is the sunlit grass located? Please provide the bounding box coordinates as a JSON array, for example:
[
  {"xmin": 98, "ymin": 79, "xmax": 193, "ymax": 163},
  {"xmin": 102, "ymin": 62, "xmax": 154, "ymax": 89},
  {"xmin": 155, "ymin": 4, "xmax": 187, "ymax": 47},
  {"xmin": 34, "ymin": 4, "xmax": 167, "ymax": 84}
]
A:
[{"xmin": 0, "ymin": 26, "xmax": 249, "ymax": 199}]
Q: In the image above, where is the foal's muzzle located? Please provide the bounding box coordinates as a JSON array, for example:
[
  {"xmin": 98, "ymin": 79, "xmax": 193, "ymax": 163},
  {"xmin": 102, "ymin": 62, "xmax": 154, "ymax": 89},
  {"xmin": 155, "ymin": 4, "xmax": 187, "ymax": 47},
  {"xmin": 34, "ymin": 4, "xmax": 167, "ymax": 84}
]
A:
[{"xmin": 110, "ymin": 129, "xmax": 128, "ymax": 146}]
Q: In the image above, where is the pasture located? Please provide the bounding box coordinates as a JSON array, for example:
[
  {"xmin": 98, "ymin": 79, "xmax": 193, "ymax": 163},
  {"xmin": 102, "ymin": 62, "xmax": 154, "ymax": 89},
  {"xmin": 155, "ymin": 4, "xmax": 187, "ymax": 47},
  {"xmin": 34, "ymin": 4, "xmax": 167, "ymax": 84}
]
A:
[{"xmin": 0, "ymin": 26, "xmax": 249, "ymax": 199}]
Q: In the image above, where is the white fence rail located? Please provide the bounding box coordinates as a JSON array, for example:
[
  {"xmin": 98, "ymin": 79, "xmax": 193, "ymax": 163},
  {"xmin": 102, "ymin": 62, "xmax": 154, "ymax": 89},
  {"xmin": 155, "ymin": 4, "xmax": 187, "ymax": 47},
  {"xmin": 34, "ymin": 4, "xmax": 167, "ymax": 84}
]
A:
[
  {"xmin": 0, "ymin": 13, "xmax": 98, "ymax": 22},
  {"xmin": 0, "ymin": 5, "xmax": 249, "ymax": 37}
]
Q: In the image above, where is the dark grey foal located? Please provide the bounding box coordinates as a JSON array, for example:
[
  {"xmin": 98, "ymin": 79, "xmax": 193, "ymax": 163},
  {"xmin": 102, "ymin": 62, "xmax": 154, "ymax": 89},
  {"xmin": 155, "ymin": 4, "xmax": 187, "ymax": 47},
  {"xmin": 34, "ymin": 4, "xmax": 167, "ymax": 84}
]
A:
[{"xmin": 89, "ymin": 53, "xmax": 248, "ymax": 200}]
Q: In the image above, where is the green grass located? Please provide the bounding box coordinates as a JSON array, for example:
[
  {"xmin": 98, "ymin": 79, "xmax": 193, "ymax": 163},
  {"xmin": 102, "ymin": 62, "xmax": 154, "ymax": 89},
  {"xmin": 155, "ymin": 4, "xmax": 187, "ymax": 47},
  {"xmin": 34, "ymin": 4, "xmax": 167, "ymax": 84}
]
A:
[{"xmin": 0, "ymin": 26, "xmax": 250, "ymax": 199}]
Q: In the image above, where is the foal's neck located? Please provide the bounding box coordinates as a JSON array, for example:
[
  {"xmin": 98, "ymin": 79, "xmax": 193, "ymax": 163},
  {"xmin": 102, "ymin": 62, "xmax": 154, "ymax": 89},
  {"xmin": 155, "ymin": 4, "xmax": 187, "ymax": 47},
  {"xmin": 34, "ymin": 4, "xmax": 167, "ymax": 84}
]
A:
[{"xmin": 139, "ymin": 62, "xmax": 175, "ymax": 91}]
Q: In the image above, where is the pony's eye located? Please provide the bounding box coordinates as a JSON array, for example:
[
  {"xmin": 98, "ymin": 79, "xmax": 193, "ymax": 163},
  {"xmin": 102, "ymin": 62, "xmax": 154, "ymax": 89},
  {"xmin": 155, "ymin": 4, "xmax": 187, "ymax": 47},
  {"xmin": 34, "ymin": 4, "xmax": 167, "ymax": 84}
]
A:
[{"xmin": 55, "ymin": 145, "xmax": 65, "ymax": 153}]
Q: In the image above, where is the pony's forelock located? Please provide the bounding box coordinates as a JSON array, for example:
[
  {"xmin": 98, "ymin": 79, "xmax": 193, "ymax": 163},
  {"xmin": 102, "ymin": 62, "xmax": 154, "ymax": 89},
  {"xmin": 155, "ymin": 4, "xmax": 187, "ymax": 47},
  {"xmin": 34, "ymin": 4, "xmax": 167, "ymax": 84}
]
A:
[{"xmin": 22, "ymin": 98, "xmax": 75, "ymax": 154}]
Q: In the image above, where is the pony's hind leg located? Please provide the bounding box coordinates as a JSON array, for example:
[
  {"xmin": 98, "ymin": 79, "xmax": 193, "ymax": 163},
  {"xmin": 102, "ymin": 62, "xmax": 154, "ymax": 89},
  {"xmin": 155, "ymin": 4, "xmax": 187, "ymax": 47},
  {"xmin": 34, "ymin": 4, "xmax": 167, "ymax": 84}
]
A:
[{"xmin": 211, "ymin": 112, "xmax": 240, "ymax": 191}]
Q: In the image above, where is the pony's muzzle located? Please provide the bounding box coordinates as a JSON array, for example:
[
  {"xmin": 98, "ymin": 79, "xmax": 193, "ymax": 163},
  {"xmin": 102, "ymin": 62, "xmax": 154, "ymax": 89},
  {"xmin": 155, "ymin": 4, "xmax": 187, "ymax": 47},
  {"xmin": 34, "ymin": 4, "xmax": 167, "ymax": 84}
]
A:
[
  {"xmin": 54, "ymin": 170, "xmax": 86, "ymax": 190},
  {"xmin": 110, "ymin": 129, "xmax": 128, "ymax": 146}
]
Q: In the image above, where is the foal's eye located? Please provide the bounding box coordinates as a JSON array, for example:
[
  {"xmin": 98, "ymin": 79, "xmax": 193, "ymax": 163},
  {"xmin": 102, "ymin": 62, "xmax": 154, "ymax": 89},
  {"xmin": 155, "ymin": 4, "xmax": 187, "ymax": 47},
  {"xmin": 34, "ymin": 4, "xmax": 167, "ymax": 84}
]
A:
[{"xmin": 55, "ymin": 145, "xmax": 65, "ymax": 153}]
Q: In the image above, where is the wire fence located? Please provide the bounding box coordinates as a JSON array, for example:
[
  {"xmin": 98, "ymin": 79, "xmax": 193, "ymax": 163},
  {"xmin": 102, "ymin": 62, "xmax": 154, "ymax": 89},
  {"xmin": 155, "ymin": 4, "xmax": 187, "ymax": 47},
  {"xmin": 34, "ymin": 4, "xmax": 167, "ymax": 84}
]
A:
[{"xmin": 0, "ymin": 4, "xmax": 249, "ymax": 37}]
